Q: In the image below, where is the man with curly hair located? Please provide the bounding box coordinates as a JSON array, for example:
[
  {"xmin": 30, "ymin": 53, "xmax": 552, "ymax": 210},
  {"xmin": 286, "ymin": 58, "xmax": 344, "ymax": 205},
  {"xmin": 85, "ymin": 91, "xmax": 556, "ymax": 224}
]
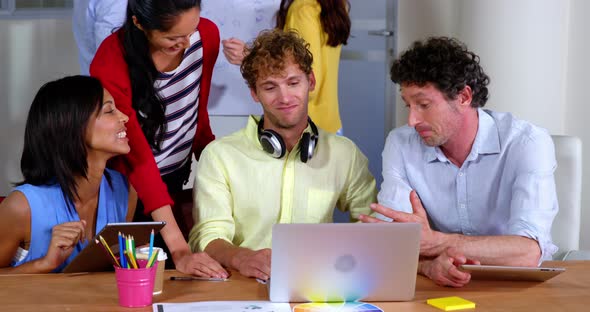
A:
[
  {"xmin": 188, "ymin": 29, "xmax": 377, "ymax": 280},
  {"xmin": 360, "ymin": 37, "xmax": 558, "ymax": 287}
]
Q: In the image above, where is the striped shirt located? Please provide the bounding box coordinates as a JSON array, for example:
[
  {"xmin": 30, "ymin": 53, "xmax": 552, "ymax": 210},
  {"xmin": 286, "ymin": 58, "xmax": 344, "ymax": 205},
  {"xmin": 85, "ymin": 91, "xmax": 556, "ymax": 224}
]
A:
[{"xmin": 153, "ymin": 30, "xmax": 203, "ymax": 176}]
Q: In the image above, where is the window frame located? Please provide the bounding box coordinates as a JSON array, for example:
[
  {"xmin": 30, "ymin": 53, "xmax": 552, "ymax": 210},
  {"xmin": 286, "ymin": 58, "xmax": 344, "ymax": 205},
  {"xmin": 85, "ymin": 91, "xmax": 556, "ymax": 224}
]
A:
[
  {"xmin": 0, "ymin": 0, "xmax": 15, "ymax": 15},
  {"xmin": 0, "ymin": 0, "xmax": 72, "ymax": 19}
]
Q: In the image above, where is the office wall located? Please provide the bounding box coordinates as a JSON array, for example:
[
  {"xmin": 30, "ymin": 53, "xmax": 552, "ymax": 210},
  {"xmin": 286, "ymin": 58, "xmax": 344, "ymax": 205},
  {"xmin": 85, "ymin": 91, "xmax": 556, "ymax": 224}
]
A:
[
  {"xmin": 397, "ymin": 0, "xmax": 590, "ymax": 250},
  {"xmin": 396, "ymin": 0, "xmax": 568, "ymax": 133},
  {"xmin": 395, "ymin": 0, "xmax": 457, "ymax": 127},
  {"xmin": 565, "ymin": 0, "xmax": 590, "ymax": 249},
  {"xmin": 0, "ymin": 18, "xmax": 79, "ymax": 194}
]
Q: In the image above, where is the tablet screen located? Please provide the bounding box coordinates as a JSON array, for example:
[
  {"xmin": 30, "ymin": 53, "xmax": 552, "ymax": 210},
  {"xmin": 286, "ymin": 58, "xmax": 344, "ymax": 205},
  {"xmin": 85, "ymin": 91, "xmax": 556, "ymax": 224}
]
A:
[{"xmin": 459, "ymin": 264, "xmax": 565, "ymax": 282}]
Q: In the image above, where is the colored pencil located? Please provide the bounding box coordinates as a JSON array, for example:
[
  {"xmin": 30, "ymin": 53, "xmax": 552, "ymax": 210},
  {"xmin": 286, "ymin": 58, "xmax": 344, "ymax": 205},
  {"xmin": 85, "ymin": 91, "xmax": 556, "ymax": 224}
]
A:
[
  {"xmin": 147, "ymin": 248, "xmax": 159, "ymax": 268},
  {"xmin": 98, "ymin": 235, "xmax": 120, "ymax": 267},
  {"xmin": 124, "ymin": 234, "xmax": 130, "ymax": 268},
  {"xmin": 125, "ymin": 250, "xmax": 138, "ymax": 269},
  {"xmin": 96, "ymin": 238, "xmax": 120, "ymax": 267},
  {"xmin": 118, "ymin": 232, "xmax": 126, "ymax": 269},
  {"xmin": 148, "ymin": 229, "xmax": 154, "ymax": 263},
  {"xmin": 125, "ymin": 235, "xmax": 136, "ymax": 268},
  {"xmin": 131, "ymin": 235, "xmax": 136, "ymax": 262}
]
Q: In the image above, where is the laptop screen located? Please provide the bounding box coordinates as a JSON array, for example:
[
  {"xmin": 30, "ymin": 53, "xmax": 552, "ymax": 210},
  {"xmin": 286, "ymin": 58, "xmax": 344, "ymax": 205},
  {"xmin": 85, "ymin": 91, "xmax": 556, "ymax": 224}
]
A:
[{"xmin": 269, "ymin": 223, "xmax": 421, "ymax": 302}]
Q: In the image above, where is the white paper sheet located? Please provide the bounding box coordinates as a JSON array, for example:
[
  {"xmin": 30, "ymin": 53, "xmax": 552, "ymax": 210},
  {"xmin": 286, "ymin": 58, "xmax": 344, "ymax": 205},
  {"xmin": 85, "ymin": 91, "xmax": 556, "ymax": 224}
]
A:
[
  {"xmin": 152, "ymin": 301, "xmax": 291, "ymax": 312},
  {"xmin": 201, "ymin": 0, "xmax": 281, "ymax": 116}
]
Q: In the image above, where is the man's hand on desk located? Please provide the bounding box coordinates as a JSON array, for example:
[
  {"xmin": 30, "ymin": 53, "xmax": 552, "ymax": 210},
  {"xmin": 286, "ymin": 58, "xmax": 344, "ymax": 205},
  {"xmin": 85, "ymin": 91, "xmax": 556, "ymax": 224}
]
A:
[
  {"xmin": 419, "ymin": 247, "xmax": 480, "ymax": 288},
  {"xmin": 174, "ymin": 250, "xmax": 229, "ymax": 279},
  {"xmin": 360, "ymin": 190, "xmax": 447, "ymax": 257},
  {"xmin": 232, "ymin": 248, "xmax": 271, "ymax": 281}
]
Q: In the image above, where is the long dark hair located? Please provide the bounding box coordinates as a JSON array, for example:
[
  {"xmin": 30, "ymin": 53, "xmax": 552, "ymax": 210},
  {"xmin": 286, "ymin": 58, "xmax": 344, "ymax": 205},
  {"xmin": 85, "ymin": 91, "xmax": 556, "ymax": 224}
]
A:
[
  {"xmin": 121, "ymin": 0, "xmax": 200, "ymax": 151},
  {"xmin": 276, "ymin": 0, "xmax": 351, "ymax": 47},
  {"xmin": 18, "ymin": 76, "xmax": 105, "ymax": 206}
]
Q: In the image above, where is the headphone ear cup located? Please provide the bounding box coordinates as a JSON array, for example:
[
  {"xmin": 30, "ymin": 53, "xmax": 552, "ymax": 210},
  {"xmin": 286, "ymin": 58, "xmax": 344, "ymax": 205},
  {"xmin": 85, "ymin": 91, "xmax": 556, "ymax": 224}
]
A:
[
  {"xmin": 260, "ymin": 129, "xmax": 286, "ymax": 158},
  {"xmin": 300, "ymin": 132, "xmax": 311, "ymax": 163}
]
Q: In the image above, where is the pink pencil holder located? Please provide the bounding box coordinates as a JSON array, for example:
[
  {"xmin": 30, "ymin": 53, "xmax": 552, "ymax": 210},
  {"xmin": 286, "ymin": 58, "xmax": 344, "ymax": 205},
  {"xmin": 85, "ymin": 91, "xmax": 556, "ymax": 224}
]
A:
[{"xmin": 114, "ymin": 259, "xmax": 157, "ymax": 307}]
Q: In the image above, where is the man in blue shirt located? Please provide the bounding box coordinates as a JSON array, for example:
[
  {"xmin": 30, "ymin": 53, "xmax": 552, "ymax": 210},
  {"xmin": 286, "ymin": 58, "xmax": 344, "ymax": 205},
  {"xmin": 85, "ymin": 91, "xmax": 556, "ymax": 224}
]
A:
[{"xmin": 360, "ymin": 37, "xmax": 558, "ymax": 287}]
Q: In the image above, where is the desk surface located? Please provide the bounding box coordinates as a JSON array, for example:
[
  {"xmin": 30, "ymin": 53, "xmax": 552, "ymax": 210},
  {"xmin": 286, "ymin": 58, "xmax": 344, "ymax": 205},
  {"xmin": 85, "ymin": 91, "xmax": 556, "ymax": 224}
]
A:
[{"xmin": 0, "ymin": 261, "xmax": 588, "ymax": 311}]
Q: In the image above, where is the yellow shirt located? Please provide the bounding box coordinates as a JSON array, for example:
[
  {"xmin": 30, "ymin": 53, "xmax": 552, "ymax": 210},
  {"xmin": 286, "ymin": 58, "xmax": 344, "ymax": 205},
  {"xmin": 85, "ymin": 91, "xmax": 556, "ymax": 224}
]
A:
[
  {"xmin": 284, "ymin": 0, "xmax": 343, "ymax": 133},
  {"xmin": 189, "ymin": 116, "xmax": 377, "ymax": 251}
]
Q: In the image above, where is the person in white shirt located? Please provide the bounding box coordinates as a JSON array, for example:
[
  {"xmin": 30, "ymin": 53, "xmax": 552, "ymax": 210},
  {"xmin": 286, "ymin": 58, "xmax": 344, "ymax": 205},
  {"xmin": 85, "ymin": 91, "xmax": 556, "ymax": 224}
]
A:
[{"xmin": 72, "ymin": 0, "xmax": 127, "ymax": 75}]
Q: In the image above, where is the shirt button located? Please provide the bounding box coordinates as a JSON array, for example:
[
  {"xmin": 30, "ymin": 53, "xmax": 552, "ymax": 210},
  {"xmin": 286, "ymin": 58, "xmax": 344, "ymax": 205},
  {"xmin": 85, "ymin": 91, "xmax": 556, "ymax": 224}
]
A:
[
  {"xmin": 458, "ymin": 172, "xmax": 464, "ymax": 177},
  {"xmin": 460, "ymin": 204, "xmax": 466, "ymax": 208}
]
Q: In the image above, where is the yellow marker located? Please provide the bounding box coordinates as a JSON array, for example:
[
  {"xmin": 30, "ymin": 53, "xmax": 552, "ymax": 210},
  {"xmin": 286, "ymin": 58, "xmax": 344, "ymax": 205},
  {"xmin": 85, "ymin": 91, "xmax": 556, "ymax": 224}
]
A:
[{"xmin": 426, "ymin": 296, "xmax": 476, "ymax": 311}]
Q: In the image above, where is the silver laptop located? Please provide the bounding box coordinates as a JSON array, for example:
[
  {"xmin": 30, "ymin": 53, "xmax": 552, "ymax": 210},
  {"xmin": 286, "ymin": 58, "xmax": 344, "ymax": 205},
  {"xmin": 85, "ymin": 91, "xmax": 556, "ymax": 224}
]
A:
[{"xmin": 269, "ymin": 223, "xmax": 421, "ymax": 302}]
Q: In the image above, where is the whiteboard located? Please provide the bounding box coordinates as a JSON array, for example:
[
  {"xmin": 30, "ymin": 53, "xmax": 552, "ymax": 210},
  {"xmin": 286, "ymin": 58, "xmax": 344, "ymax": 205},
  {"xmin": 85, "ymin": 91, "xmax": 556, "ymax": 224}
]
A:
[{"xmin": 201, "ymin": 0, "xmax": 281, "ymax": 116}]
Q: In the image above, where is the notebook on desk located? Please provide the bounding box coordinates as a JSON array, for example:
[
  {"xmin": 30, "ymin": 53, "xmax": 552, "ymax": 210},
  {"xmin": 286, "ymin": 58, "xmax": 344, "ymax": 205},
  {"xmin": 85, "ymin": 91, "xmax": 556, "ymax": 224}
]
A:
[{"xmin": 268, "ymin": 223, "xmax": 421, "ymax": 302}]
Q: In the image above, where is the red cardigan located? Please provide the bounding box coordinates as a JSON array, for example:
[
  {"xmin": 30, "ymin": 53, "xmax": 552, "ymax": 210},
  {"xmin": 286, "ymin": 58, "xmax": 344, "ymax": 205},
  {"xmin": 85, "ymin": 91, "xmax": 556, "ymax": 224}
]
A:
[{"xmin": 90, "ymin": 18, "xmax": 219, "ymax": 214}]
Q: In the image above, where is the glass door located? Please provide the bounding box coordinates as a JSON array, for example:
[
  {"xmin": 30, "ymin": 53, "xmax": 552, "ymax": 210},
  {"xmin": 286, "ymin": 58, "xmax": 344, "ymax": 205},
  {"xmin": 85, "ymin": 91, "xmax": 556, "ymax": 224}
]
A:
[
  {"xmin": 335, "ymin": 0, "xmax": 396, "ymax": 221},
  {"xmin": 339, "ymin": 0, "xmax": 396, "ymax": 189}
]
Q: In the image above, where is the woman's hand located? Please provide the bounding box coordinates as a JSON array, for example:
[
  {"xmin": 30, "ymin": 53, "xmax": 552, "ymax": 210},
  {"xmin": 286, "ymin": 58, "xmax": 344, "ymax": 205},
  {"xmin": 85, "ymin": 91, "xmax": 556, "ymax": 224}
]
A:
[
  {"xmin": 222, "ymin": 37, "xmax": 246, "ymax": 65},
  {"xmin": 41, "ymin": 220, "xmax": 86, "ymax": 271}
]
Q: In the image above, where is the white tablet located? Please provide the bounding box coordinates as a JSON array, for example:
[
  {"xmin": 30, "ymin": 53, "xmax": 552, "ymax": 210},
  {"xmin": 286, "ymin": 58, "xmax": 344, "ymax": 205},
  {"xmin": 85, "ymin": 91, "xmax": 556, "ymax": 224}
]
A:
[
  {"xmin": 62, "ymin": 221, "xmax": 166, "ymax": 273},
  {"xmin": 459, "ymin": 264, "xmax": 565, "ymax": 282}
]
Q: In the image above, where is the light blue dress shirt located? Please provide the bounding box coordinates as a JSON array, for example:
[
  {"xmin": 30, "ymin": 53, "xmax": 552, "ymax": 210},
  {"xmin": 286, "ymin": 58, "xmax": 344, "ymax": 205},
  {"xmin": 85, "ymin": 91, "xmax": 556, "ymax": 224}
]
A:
[
  {"xmin": 378, "ymin": 108, "xmax": 558, "ymax": 261},
  {"xmin": 73, "ymin": 0, "xmax": 127, "ymax": 75}
]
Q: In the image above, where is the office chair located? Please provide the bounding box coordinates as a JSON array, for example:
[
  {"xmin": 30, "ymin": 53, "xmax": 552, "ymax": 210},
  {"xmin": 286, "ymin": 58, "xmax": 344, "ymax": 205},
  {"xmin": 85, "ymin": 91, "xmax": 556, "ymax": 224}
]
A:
[{"xmin": 550, "ymin": 135, "xmax": 582, "ymax": 260}]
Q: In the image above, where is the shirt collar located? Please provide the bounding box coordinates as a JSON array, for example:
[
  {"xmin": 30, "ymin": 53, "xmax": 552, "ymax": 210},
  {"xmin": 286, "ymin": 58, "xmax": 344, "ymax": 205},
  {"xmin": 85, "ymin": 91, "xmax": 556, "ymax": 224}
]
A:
[
  {"xmin": 246, "ymin": 115, "xmax": 316, "ymax": 151},
  {"xmin": 470, "ymin": 108, "xmax": 501, "ymax": 156},
  {"xmin": 424, "ymin": 146, "xmax": 441, "ymax": 163},
  {"xmin": 423, "ymin": 108, "xmax": 500, "ymax": 163},
  {"xmin": 246, "ymin": 115, "xmax": 261, "ymax": 144}
]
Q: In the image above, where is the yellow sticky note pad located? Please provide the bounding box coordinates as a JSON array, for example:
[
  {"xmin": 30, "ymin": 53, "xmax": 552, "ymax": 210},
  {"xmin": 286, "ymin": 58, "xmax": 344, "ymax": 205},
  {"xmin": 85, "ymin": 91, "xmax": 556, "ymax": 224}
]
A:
[{"xmin": 426, "ymin": 296, "xmax": 476, "ymax": 311}]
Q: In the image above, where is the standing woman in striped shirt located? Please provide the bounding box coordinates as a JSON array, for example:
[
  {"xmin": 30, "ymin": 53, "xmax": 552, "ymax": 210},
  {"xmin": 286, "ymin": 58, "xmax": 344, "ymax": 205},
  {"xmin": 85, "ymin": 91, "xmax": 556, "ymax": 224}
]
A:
[{"xmin": 90, "ymin": 0, "xmax": 228, "ymax": 278}]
